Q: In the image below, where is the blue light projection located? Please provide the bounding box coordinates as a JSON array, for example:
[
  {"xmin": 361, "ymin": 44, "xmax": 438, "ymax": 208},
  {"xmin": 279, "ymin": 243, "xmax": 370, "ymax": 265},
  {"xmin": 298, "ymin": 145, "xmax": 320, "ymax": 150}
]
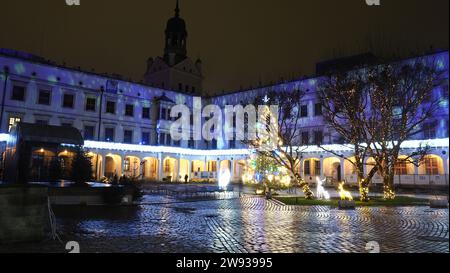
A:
[{"xmin": 14, "ymin": 63, "xmax": 25, "ymax": 74}]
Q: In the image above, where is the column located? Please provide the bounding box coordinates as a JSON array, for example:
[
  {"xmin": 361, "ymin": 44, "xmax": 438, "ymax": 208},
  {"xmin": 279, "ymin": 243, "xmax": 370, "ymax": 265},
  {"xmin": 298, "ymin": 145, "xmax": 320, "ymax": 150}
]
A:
[
  {"xmin": 174, "ymin": 158, "xmax": 179, "ymax": 182},
  {"xmin": 299, "ymin": 158, "xmax": 305, "ymax": 178},
  {"xmin": 100, "ymin": 153, "xmax": 106, "ymax": 179},
  {"xmin": 340, "ymin": 158, "xmax": 345, "ymax": 182},
  {"xmin": 442, "ymin": 155, "xmax": 449, "ymax": 175},
  {"xmin": 320, "ymin": 158, "xmax": 324, "ymax": 178},
  {"xmin": 188, "ymin": 160, "xmax": 192, "ymax": 181},
  {"xmin": 217, "ymin": 160, "xmax": 221, "ymax": 181},
  {"xmin": 158, "ymin": 154, "xmax": 163, "ymax": 181},
  {"xmin": 230, "ymin": 160, "xmax": 235, "ymax": 182}
]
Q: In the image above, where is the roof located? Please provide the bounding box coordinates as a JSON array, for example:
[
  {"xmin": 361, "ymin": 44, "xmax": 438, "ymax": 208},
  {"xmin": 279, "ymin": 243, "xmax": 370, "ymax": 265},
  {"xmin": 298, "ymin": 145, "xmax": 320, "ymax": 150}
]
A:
[
  {"xmin": 16, "ymin": 123, "xmax": 84, "ymax": 145},
  {"xmin": 316, "ymin": 53, "xmax": 379, "ymax": 75}
]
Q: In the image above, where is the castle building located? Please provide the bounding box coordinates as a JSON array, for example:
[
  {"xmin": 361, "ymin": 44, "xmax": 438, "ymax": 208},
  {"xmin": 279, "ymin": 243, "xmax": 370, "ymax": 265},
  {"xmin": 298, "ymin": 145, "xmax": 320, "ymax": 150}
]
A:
[
  {"xmin": 144, "ymin": 0, "xmax": 203, "ymax": 96},
  {"xmin": 0, "ymin": 2, "xmax": 448, "ymax": 186}
]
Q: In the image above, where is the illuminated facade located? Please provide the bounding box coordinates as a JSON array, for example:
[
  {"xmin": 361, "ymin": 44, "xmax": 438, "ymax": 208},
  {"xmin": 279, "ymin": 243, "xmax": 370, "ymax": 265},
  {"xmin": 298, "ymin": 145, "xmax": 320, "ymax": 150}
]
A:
[{"xmin": 0, "ymin": 2, "xmax": 448, "ymax": 185}]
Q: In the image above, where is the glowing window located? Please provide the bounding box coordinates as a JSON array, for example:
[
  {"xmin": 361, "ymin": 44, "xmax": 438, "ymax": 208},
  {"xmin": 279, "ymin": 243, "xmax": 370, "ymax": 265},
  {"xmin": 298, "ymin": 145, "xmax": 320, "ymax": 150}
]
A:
[
  {"xmin": 124, "ymin": 158, "xmax": 130, "ymax": 172},
  {"xmin": 8, "ymin": 117, "xmax": 21, "ymax": 132},
  {"xmin": 424, "ymin": 157, "xmax": 439, "ymax": 175},
  {"xmin": 395, "ymin": 161, "xmax": 408, "ymax": 175}
]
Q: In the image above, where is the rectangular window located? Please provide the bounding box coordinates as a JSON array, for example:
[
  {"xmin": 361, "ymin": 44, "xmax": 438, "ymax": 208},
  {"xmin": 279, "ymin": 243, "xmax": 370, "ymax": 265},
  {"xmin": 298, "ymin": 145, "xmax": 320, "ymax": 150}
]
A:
[
  {"xmin": 178, "ymin": 83, "xmax": 183, "ymax": 91},
  {"xmin": 192, "ymin": 86, "xmax": 196, "ymax": 94},
  {"xmin": 124, "ymin": 158, "xmax": 130, "ymax": 172},
  {"xmin": 125, "ymin": 104, "xmax": 134, "ymax": 117},
  {"xmin": 123, "ymin": 130, "xmax": 133, "ymax": 144},
  {"xmin": 314, "ymin": 103, "xmax": 322, "ymax": 116},
  {"xmin": 104, "ymin": 128, "xmax": 115, "ymax": 142},
  {"xmin": 394, "ymin": 161, "xmax": 408, "ymax": 175},
  {"xmin": 62, "ymin": 94, "xmax": 75, "ymax": 108},
  {"xmin": 106, "ymin": 101, "xmax": 116, "ymax": 114},
  {"xmin": 208, "ymin": 161, "xmax": 217, "ymax": 172},
  {"xmin": 314, "ymin": 131, "xmax": 323, "ymax": 145},
  {"xmin": 141, "ymin": 132, "xmax": 150, "ymax": 145},
  {"xmin": 314, "ymin": 160, "xmax": 321, "ymax": 176},
  {"xmin": 423, "ymin": 122, "xmax": 436, "ymax": 139},
  {"xmin": 38, "ymin": 89, "xmax": 51, "ymax": 105},
  {"xmin": 301, "ymin": 131, "xmax": 309, "ymax": 146},
  {"xmin": 142, "ymin": 107, "xmax": 150, "ymax": 119},
  {"xmin": 424, "ymin": 157, "xmax": 439, "ymax": 175},
  {"xmin": 11, "ymin": 85, "xmax": 25, "ymax": 101},
  {"xmin": 8, "ymin": 117, "xmax": 21, "ymax": 132},
  {"xmin": 304, "ymin": 160, "xmax": 311, "ymax": 176},
  {"xmin": 86, "ymin": 98, "xmax": 96, "ymax": 112},
  {"xmin": 300, "ymin": 105, "xmax": 308, "ymax": 118},
  {"xmin": 84, "ymin": 125, "xmax": 95, "ymax": 140},
  {"xmin": 164, "ymin": 159, "xmax": 171, "ymax": 172}
]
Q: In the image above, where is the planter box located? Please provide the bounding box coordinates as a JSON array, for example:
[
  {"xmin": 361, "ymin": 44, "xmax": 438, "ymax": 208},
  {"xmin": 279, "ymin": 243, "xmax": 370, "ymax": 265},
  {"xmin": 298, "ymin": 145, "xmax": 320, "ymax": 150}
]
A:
[
  {"xmin": 338, "ymin": 200, "xmax": 356, "ymax": 210},
  {"xmin": 430, "ymin": 198, "xmax": 449, "ymax": 208},
  {"xmin": 0, "ymin": 185, "xmax": 48, "ymax": 244}
]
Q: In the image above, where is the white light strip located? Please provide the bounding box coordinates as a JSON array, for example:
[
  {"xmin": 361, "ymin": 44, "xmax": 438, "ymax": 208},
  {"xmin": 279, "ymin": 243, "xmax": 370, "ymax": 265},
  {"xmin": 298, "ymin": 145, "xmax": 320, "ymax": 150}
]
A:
[
  {"xmin": 1, "ymin": 133, "xmax": 448, "ymax": 157},
  {"xmin": 0, "ymin": 134, "xmax": 10, "ymax": 142},
  {"xmin": 83, "ymin": 140, "xmax": 252, "ymax": 156}
]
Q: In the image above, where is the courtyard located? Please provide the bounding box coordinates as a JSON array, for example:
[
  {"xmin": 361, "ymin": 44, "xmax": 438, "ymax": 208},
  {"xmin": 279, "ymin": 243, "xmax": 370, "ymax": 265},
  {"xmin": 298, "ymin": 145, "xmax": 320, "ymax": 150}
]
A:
[{"xmin": 1, "ymin": 189, "xmax": 448, "ymax": 253}]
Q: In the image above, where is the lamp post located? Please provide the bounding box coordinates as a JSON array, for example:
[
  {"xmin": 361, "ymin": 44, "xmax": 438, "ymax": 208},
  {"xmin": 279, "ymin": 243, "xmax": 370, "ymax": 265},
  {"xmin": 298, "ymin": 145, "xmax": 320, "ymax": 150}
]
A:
[{"xmin": 0, "ymin": 66, "xmax": 10, "ymax": 133}]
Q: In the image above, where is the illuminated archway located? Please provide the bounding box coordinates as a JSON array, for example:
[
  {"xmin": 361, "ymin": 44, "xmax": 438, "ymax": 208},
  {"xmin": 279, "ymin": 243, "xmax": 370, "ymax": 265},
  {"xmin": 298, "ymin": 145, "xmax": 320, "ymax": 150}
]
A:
[
  {"xmin": 143, "ymin": 157, "xmax": 158, "ymax": 181},
  {"xmin": 163, "ymin": 157, "xmax": 177, "ymax": 181},
  {"xmin": 86, "ymin": 152, "xmax": 103, "ymax": 180},
  {"xmin": 234, "ymin": 160, "xmax": 247, "ymax": 181},
  {"xmin": 105, "ymin": 154, "xmax": 122, "ymax": 179},
  {"xmin": 220, "ymin": 160, "xmax": 231, "ymax": 172},
  {"xmin": 419, "ymin": 155, "xmax": 444, "ymax": 175},
  {"xmin": 323, "ymin": 157, "xmax": 341, "ymax": 181},
  {"xmin": 124, "ymin": 156, "xmax": 141, "ymax": 178},
  {"xmin": 344, "ymin": 156, "xmax": 358, "ymax": 176},
  {"xmin": 192, "ymin": 160, "xmax": 205, "ymax": 173},
  {"xmin": 179, "ymin": 159, "xmax": 189, "ymax": 181}
]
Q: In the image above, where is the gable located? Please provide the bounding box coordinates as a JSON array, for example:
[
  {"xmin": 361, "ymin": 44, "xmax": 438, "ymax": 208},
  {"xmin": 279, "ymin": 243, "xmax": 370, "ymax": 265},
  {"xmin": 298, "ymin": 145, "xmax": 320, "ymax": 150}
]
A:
[{"xmin": 173, "ymin": 58, "xmax": 201, "ymax": 76}]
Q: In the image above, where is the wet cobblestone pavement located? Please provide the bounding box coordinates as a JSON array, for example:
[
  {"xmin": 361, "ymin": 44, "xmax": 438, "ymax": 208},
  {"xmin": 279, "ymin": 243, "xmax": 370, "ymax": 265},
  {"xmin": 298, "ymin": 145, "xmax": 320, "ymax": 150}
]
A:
[{"xmin": 0, "ymin": 195, "xmax": 448, "ymax": 253}]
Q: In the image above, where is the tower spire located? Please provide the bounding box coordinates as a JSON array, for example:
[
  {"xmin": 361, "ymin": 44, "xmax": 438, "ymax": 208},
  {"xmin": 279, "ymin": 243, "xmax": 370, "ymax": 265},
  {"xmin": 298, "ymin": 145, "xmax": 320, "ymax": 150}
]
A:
[{"xmin": 175, "ymin": 0, "xmax": 180, "ymax": 17}]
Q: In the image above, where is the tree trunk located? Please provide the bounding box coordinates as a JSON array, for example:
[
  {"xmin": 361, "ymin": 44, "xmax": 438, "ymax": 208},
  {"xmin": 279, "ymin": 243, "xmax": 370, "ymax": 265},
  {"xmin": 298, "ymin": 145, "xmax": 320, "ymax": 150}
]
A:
[
  {"xmin": 357, "ymin": 169, "xmax": 370, "ymax": 202},
  {"xmin": 383, "ymin": 171, "xmax": 396, "ymax": 200}
]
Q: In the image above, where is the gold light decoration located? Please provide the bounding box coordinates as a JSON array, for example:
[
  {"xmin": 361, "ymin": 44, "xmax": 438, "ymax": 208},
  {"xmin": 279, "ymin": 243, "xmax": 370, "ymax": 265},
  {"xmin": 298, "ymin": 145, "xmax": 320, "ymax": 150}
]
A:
[{"xmin": 338, "ymin": 182, "xmax": 353, "ymax": 201}]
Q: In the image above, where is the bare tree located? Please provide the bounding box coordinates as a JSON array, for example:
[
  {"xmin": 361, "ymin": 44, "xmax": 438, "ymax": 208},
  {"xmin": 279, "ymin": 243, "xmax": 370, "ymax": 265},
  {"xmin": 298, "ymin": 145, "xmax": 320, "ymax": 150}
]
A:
[
  {"xmin": 245, "ymin": 90, "xmax": 314, "ymax": 199},
  {"xmin": 367, "ymin": 57, "xmax": 442, "ymax": 199},
  {"xmin": 318, "ymin": 69, "xmax": 380, "ymax": 202}
]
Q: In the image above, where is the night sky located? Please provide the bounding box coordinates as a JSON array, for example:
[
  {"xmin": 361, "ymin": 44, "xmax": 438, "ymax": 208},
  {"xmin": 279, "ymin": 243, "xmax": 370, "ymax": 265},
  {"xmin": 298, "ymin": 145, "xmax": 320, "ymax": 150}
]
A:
[{"xmin": 1, "ymin": 0, "xmax": 448, "ymax": 95}]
